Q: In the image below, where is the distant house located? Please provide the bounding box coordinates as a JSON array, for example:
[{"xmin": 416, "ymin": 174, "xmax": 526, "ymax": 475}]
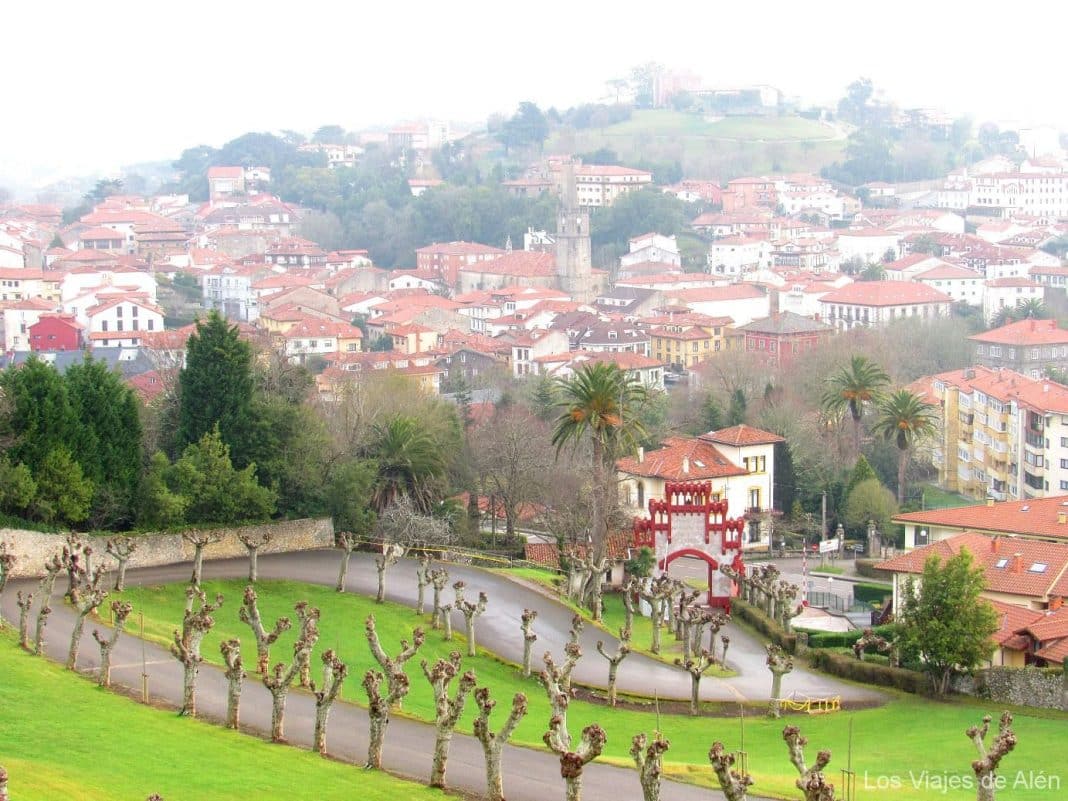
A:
[
  {"xmin": 818, "ymin": 280, "xmax": 951, "ymax": 330},
  {"xmin": 29, "ymin": 313, "xmax": 84, "ymax": 352},
  {"xmin": 968, "ymin": 318, "xmax": 1068, "ymax": 378},
  {"xmin": 207, "ymin": 166, "xmax": 246, "ymax": 201},
  {"xmin": 737, "ymin": 311, "xmax": 833, "ymax": 368}
]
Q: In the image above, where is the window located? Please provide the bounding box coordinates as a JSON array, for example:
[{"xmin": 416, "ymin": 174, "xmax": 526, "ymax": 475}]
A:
[
  {"xmin": 994, "ymin": 558, "xmax": 1008, "ymax": 569},
  {"xmin": 101, "ymin": 320, "xmax": 108, "ymax": 332},
  {"xmin": 1028, "ymin": 562, "xmax": 1048, "ymax": 574},
  {"xmin": 116, "ymin": 320, "xmax": 123, "ymax": 331},
  {"xmin": 147, "ymin": 319, "xmax": 154, "ymax": 331},
  {"xmin": 116, "ymin": 306, "xmax": 123, "ymax": 317}
]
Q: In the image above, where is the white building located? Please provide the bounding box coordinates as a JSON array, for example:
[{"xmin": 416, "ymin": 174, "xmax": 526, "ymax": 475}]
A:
[
  {"xmin": 836, "ymin": 229, "xmax": 902, "ymax": 264},
  {"xmin": 706, "ymin": 237, "xmax": 773, "ymax": 277},
  {"xmin": 202, "ymin": 264, "xmax": 261, "ymax": 322},
  {"xmin": 665, "ymin": 284, "xmax": 770, "ymax": 326},
  {"xmin": 622, "ymin": 233, "xmax": 681, "ymax": 269},
  {"xmin": 983, "ymin": 278, "xmax": 1045, "ymax": 324},
  {"xmin": 912, "ymin": 264, "xmax": 984, "ymax": 306},
  {"xmin": 819, "ymin": 280, "xmax": 951, "ymax": 330}
]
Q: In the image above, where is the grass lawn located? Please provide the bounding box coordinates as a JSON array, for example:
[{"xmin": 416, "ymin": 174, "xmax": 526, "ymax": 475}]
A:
[
  {"xmin": 117, "ymin": 579, "xmax": 1067, "ymax": 800},
  {"xmin": 918, "ymin": 484, "xmax": 975, "ymax": 510},
  {"xmin": 0, "ymin": 632, "xmax": 440, "ymax": 801}
]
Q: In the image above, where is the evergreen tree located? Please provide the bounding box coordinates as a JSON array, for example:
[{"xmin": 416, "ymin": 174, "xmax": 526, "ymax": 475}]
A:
[
  {"xmin": 65, "ymin": 357, "xmax": 143, "ymax": 525},
  {"xmin": 176, "ymin": 311, "xmax": 256, "ymax": 466},
  {"xmin": 773, "ymin": 441, "xmax": 796, "ymax": 514},
  {"xmin": 32, "ymin": 448, "xmax": 93, "ymax": 525},
  {"xmin": 137, "ymin": 452, "xmax": 189, "ymax": 529},
  {"xmin": 701, "ymin": 392, "xmax": 724, "ymax": 432},
  {"xmin": 726, "ymin": 389, "xmax": 747, "ymax": 426},
  {"xmin": 845, "ymin": 454, "xmax": 878, "ymax": 497},
  {"xmin": 0, "ymin": 357, "xmax": 77, "ymax": 474},
  {"xmin": 169, "ymin": 429, "xmax": 276, "ymax": 525},
  {"xmin": 324, "ymin": 459, "xmax": 377, "ymax": 537}
]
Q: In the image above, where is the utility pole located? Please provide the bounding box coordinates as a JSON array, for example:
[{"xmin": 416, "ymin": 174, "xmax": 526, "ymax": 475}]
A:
[{"xmin": 821, "ymin": 490, "xmax": 827, "ymax": 540}]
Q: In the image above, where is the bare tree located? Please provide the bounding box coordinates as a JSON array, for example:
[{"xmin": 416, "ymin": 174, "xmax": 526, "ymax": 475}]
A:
[
  {"xmin": 422, "ymin": 652, "xmax": 478, "ymax": 788},
  {"xmin": 0, "ymin": 765, "xmax": 7, "ymax": 801},
  {"xmin": 430, "ymin": 567, "xmax": 450, "ymax": 628},
  {"xmin": 720, "ymin": 635, "xmax": 731, "ymax": 667},
  {"xmin": 220, "ymin": 639, "xmax": 245, "ymax": 729},
  {"xmin": 766, "ymin": 644, "xmax": 794, "ymax": 719},
  {"xmin": 441, "ymin": 603, "xmax": 454, "ymax": 640},
  {"xmin": 263, "ymin": 630, "xmax": 315, "ymax": 743},
  {"xmin": 631, "ymin": 732, "xmax": 671, "ymax": 801},
  {"xmin": 33, "ymin": 554, "xmax": 63, "ymax": 656},
  {"xmin": 638, "ymin": 576, "xmax": 678, "ymax": 655},
  {"xmin": 238, "ymin": 531, "xmax": 271, "ymax": 583},
  {"xmin": 566, "ymin": 549, "xmax": 608, "ymax": 621},
  {"xmin": 545, "ymin": 718, "xmax": 607, "ymax": 801},
  {"xmin": 293, "ymin": 601, "xmax": 321, "ymax": 688},
  {"xmin": 705, "ymin": 612, "xmax": 730, "ymax": 660},
  {"xmin": 0, "ymin": 542, "xmax": 15, "ymax": 626},
  {"xmin": 92, "ymin": 600, "xmax": 132, "ymax": 686},
  {"xmin": 709, "ymin": 741, "xmax": 754, "ymax": 801},
  {"xmin": 362, "ymin": 668, "xmax": 409, "ymax": 769},
  {"xmin": 312, "ymin": 649, "xmax": 349, "ymax": 756},
  {"xmin": 335, "ymin": 531, "xmax": 361, "ymax": 592},
  {"xmin": 676, "ymin": 650, "xmax": 715, "ymax": 716},
  {"xmin": 171, "ymin": 586, "xmax": 224, "ymax": 716},
  {"xmin": 782, "ymin": 725, "xmax": 835, "ymax": 801},
  {"xmin": 621, "ymin": 576, "xmax": 640, "ymax": 632},
  {"xmin": 472, "ymin": 687, "xmax": 528, "ymax": 801},
  {"xmin": 852, "ymin": 628, "xmax": 893, "ymax": 662},
  {"xmin": 374, "ymin": 542, "xmax": 407, "ymax": 603},
  {"xmin": 378, "ymin": 495, "xmax": 453, "ymax": 547},
  {"xmin": 596, "ymin": 629, "xmax": 631, "ymax": 707},
  {"xmin": 967, "ymin": 712, "xmax": 1017, "ymax": 801},
  {"xmin": 541, "ymin": 643, "xmax": 582, "ymax": 728},
  {"xmin": 521, "ymin": 608, "xmax": 538, "ymax": 677},
  {"xmin": 453, "ymin": 581, "xmax": 488, "ymax": 657},
  {"xmin": 182, "ymin": 530, "xmax": 224, "ymax": 587},
  {"xmin": 60, "ymin": 535, "xmax": 90, "ymax": 601},
  {"xmin": 16, "ymin": 591, "xmax": 33, "ymax": 649},
  {"xmin": 67, "ymin": 567, "xmax": 108, "ymax": 670},
  {"xmin": 415, "ymin": 552, "xmax": 432, "ymax": 614},
  {"xmin": 105, "ymin": 536, "xmax": 138, "ymax": 592},
  {"xmin": 366, "ymin": 614, "xmax": 424, "ymax": 708},
  {"xmin": 238, "ymin": 584, "xmax": 292, "ymax": 675}
]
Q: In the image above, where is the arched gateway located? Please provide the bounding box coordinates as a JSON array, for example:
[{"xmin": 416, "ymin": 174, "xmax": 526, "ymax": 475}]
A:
[{"xmin": 632, "ymin": 481, "xmax": 747, "ymax": 611}]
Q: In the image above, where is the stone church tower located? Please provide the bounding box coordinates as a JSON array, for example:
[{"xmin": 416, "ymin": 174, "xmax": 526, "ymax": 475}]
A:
[{"xmin": 555, "ymin": 160, "xmax": 595, "ymax": 303}]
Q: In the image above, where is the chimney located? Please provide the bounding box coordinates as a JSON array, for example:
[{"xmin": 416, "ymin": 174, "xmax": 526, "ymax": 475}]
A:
[
  {"xmin": 1011, "ymin": 553, "xmax": 1023, "ymax": 574},
  {"xmin": 987, "ymin": 495, "xmax": 995, "ymax": 506},
  {"xmin": 682, "ymin": 456, "xmax": 690, "ymax": 475},
  {"xmin": 637, "ymin": 446, "xmax": 645, "ymax": 464},
  {"xmin": 991, "ymin": 536, "xmax": 999, "ymax": 553}
]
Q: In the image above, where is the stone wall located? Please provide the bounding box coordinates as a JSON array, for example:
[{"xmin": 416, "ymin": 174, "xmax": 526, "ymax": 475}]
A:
[
  {"xmin": 0, "ymin": 518, "xmax": 334, "ymax": 579},
  {"xmin": 952, "ymin": 666, "xmax": 1068, "ymax": 711}
]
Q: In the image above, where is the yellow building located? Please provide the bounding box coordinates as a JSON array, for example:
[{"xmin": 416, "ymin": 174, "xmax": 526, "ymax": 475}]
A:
[{"xmin": 646, "ymin": 313, "xmax": 733, "ymax": 370}]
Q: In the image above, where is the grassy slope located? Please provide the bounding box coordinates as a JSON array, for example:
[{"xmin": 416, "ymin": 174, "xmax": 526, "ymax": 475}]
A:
[
  {"xmin": 0, "ymin": 632, "xmax": 440, "ymax": 801},
  {"xmin": 118, "ymin": 579, "xmax": 1067, "ymax": 800},
  {"xmin": 545, "ymin": 110, "xmax": 845, "ymax": 180}
]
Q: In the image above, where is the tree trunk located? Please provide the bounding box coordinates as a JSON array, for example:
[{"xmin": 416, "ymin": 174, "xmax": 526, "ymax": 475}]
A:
[
  {"xmin": 192, "ymin": 545, "xmax": 205, "ymax": 587},
  {"xmin": 17, "ymin": 595, "xmax": 31, "ymax": 650},
  {"xmin": 34, "ymin": 605, "xmax": 50, "ymax": 656},
  {"xmin": 443, "ymin": 608, "xmax": 453, "ymax": 640},
  {"xmin": 466, "ymin": 618, "xmax": 477, "ymax": 657},
  {"xmin": 565, "ymin": 775, "xmax": 583, "ymax": 801},
  {"xmin": 182, "ymin": 661, "xmax": 198, "ymax": 717},
  {"xmin": 67, "ymin": 613, "xmax": 88, "ymax": 670},
  {"xmin": 336, "ymin": 550, "xmax": 351, "ymax": 592},
  {"xmin": 227, "ymin": 676, "xmax": 241, "ymax": 729},
  {"xmin": 430, "ymin": 728, "xmax": 454, "ymax": 788},
  {"xmin": 897, "ymin": 448, "xmax": 908, "ymax": 505},
  {"xmin": 313, "ymin": 705, "xmax": 330, "ymax": 755},
  {"xmin": 769, "ymin": 673, "xmax": 782, "ymax": 718},
  {"xmin": 115, "ymin": 560, "xmax": 129, "ymax": 592},
  {"xmin": 271, "ymin": 689, "xmax": 287, "ymax": 742},
  {"xmin": 432, "ymin": 584, "xmax": 443, "ymax": 628},
  {"xmin": 376, "ymin": 564, "xmax": 386, "ymax": 603},
  {"xmin": 691, "ymin": 674, "xmax": 701, "ymax": 716},
  {"xmin": 248, "ymin": 549, "xmax": 259, "ymax": 583},
  {"xmin": 483, "ymin": 748, "xmax": 505, "ymax": 801},
  {"xmin": 522, "ymin": 637, "xmax": 534, "ymax": 677},
  {"xmin": 650, "ymin": 601, "xmax": 662, "ymax": 654},
  {"xmin": 0, "ymin": 765, "xmax": 8, "ymax": 801},
  {"xmin": 367, "ymin": 712, "xmax": 387, "ymax": 769},
  {"xmin": 608, "ymin": 663, "xmax": 619, "ymax": 707}
]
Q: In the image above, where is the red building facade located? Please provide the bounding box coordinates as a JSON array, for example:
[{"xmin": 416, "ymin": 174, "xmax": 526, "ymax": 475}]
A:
[{"xmin": 29, "ymin": 313, "xmax": 84, "ymax": 352}]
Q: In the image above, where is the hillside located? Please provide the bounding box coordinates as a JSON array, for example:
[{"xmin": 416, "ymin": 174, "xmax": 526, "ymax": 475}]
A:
[{"xmin": 546, "ymin": 109, "xmax": 847, "ymax": 180}]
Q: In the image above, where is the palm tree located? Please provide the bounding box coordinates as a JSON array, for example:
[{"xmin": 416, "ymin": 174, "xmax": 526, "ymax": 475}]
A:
[
  {"xmin": 820, "ymin": 356, "xmax": 890, "ymax": 456},
  {"xmin": 551, "ymin": 362, "xmax": 647, "ymax": 587},
  {"xmin": 367, "ymin": 415, "xmax": 447, "ymax": 514},
  {"xmin": 871, "ymin": 389, "xmax": 938, "ymax": 504}
]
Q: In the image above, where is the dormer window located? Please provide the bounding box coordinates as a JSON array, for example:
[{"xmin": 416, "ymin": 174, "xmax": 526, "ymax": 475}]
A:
[
  {"xmin": 1028, "ymin": 562, "xmax": 1048, "ymax": 573},
  {"xmin": 994, "ymin": 558, "xmax": 1008, "ymax": 569}
]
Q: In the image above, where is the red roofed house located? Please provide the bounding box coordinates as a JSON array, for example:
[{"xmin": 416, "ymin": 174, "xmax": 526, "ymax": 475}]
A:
[
  {"xmin": 969, "ymin": 318, "xmax": 1068, "ymax": 378},
  {"xmin": 416, "ymin": 241, "xmax": 507, "ymax": 288},
  {"xmin": 616, "ymin": 424, "xmax": 784, "ymax": 550},
  {"xmin": 982, "ymin": 277, "xmax": 1045, "ymax": 326},
  {"xmin": 558, "ymin": 164, "xmax": 652, "ymax": 207},
  {"xmin": 911, "ymin": 263, "xmax": 984, "ymax": 306},
  {"xmin": 722, "ymin": 176, "xmax": 777, "ymax": 213},
  {"xmin": 736, "ymin": 311, "xmax": 833, "ymax": 368},
  {"xmin": 663, "ymin": 284, "xmax": 770, "ymax": 326},
  {"xmin": 207, "ymin": 166, "xmax": 246, "ymax": 201},
  {"xmin": 819, "ymin": 280, "xmax": 952, "ymax": 330},
  {"xmin": 78, "ymin": 226, "xmax": 127, "ymax": 252},
  {"xmin": 282, "ymin": 317, "xmax": 364, "ymax": 363},
  {"xmin": 876, "ymin": 532, "xmax": 1068, "ymax": 666},
  {"xmin": 86, "ymin": 295, "xmax": 164, "ymax": 348},
  {"xmin": 29, "ymin": 313, "xmax": 84, "ymax": 352},
  {"xmin": 894, "ymin": 494, "xmax": 1068, "ymax": 551}
]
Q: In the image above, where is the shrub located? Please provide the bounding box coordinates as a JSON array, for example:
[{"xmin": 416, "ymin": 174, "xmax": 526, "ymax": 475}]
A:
[
  {"xmin": 730, "ymin": 599, "xmax": 797, "ymax": 653},
  {"xmin": 855, "ymin": 558, "xmax": 893, "ymax": 580},
  {"xmin": 807, "ymin": 649, "xmax": 925, "ymax": 693},
  {"xmin": 804, "ymin": 624, "xmax": 898, "ymax": 649},
  {"xmin": 852, "ymin": 582, "xmax": 893, "ymax": 604}
]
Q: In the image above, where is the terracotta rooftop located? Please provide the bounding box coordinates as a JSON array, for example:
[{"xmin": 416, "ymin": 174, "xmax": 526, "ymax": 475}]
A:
[
  {"xmin": 701, "ymin": 424, "xmax": 785, "ymax": 447},
  {"xmin": 737, "ymin": 311, "xmax": 832, "ymax": 336},
  {"xmin": 894, "ymin": 496, "xmax": 1068, "ymax": 543},
  {"xmin": 616, "ymin": 436, "xmax": 746, "ymax": 481},
  {"xmin": 820, "ymin": 280, "xmax": 951, "ymax": 306},
  {"xmin": 969, "ymin": 318, "xmax": 1068, "ymax": 346}
]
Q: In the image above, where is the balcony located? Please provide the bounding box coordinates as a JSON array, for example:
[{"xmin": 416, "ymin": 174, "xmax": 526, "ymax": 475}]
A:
[{"xmin": 1025, "ymin": 430, "xmax": 1045, "ymax": 449}]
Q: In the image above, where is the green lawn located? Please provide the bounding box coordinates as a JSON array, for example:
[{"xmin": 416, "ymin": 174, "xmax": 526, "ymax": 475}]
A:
[
  {"xmin": 918, "ymin": 484, "xmax": 975, "ymax": 510},
  {"xmin": 0, "ymin": 632, "xmax": 440, "ymax": 801},
  {"xmin": 116, "ymin": 579, "xmax": 1067, "ymax": 800},
  {"xmin": 544, "ymin": 110, "xmax": 846, "ymax": 180}
]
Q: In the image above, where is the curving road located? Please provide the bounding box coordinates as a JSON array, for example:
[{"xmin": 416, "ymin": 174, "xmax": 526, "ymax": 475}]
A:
[{"xmin": 0, "ymin": 548, "xmax": 883, "ymax": 801}]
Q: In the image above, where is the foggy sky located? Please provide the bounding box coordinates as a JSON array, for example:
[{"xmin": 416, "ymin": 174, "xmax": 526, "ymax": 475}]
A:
[{"xmin": 3, "ymin": 0, "xmax": 1066, "ymax": 186}]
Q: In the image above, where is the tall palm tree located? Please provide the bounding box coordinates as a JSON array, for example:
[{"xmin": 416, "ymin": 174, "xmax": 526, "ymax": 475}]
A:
[
  {"xmin": 872, "ymin": 389, "xmax": 938, "ymax": 504},
  {"xmin": 367, "ymin": 415, "xmax": 447, "ymax": 514},
  {"xmin": 820, "ymin": 355, "xmax": 890, "ymax": 456},
  {"xmin": 551, "ymin": 362, "xmax": 647, "ymax": 575}
]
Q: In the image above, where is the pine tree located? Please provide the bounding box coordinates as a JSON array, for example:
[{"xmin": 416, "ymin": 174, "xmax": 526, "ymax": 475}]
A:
[
  {"xmin": 0, "ymin": 357, "xmax": 77, "ymax": 474},
  {"xmin": 845, "ymin": 454, "xmax": 878, "ymax": 497},
  {"xmin": 176, "ymin": 311, "xmax": 256, "ymax": 466}
]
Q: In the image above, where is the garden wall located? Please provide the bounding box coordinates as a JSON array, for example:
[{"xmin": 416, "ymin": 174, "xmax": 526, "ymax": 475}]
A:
[
  {"xmin": 952, "ymin": 666, "xmax": 1068, "ymax": 711},
  {"xmin": 1, "ymin": 518, "xmax": 334, "ymax": 578}
]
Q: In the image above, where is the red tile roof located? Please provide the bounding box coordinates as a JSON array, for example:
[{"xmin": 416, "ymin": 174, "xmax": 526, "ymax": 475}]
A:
[
  {"xmin": 462, "ymin": 251, "xmax": 555, "ymax": 278},
  {"xmin": 523, "ymin": 530, "xmax": 633, "ymax": 568},
  {"xmin": 820, "ymin": 280, "xmax": 951, "ymax": 306},
  {"xmin": 968, "ymin": 318, "xmax": 1068, "ymax": 346},
  {"xmin": 876, "ymin": 532, "xmax": 1068, "ymax": 598},
  {"xmin": 701, "ymin": 424, "xmax": 785, "ymax": 447},
  {"xmin": 616, "ymin": 436, "xmax": 746, "ymax": 481},
  {"xmin": 895, "ymin": 495, "xmax": 1068, "ymax": 541}
]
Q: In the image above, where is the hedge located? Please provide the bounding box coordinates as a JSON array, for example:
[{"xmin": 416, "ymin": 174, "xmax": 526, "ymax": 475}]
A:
[
  {"xmin": 852, "ymin": 581, "xmax": 892, "ymax": 604},
  {"xmin": 802, "ymin": 624, "xmax": 898, "ymax": 649},
  {"xmin": 854, "ymin": 559, "xmax": 893, "ymax": 581},
  {"xmin": 730, "ymin": 599, "xmax": 797, "ymax": 653},
  {"xmin": 807, "ymin": 649, "xmax": 927, "ymax": 693}
]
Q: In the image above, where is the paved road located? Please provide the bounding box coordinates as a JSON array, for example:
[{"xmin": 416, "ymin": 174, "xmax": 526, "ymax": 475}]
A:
[{"xmin": 0, "ymin": 549, "xmax": 883, "ymax": 801}]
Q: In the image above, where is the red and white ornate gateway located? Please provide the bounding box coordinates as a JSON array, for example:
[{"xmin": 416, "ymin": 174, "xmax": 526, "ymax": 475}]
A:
[{"xmin": 632, "ymin": 481, "xmax": 747, "ymax": 611}]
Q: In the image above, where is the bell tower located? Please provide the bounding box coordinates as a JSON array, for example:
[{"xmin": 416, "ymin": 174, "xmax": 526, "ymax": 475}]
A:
[{"xmin": 555, "ymin": 159, "xmax": 594, "ymax": 302}]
